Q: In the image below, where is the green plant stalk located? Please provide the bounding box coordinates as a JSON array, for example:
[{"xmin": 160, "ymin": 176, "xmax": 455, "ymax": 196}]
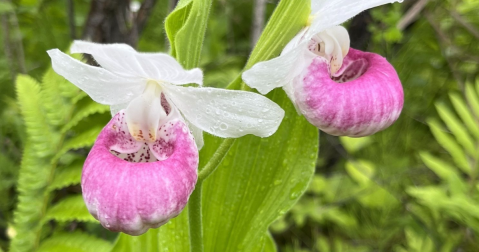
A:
[
  {"xmin": 188, "ymin": 180, "xmax": 203, "ymax": 252},
  {"xmin": 167, "ymin": 0, "xmax": 213, "ymax": 250},
  {"xmin": 198, "ymin": 138, "xmax": 235, "ymax": 181},
  {"xmin": 170, "ymin": 0, "xmax": 309, "ymax": 249}
]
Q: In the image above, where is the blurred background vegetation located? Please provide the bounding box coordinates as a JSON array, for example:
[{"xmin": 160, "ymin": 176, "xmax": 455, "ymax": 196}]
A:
[{"xmin": 0, "ymin": 0, "xmax": 478, "ymax": 251}]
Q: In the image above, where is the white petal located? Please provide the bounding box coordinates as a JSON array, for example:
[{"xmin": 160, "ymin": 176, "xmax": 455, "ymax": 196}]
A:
[
  {"xmin": 71, "ymin": 41, "xmax": 203, "ymax": 85},
  {"xmin": 311, "ymin": 0, "xmax": 323, "ymax": 14},
  {"xmin": 309, "ymin": 0, "xmax": 400, "ymax": 36},
  {"xmin": 242, "ymin": 41, "xmax": 312, "ymax": 95},
  {"xmin": 326, "ymin": 26, "xmax": 350, "ymax": 57},
  {"xmin": 111, "ymin": 102, "xmax": 130, "ymax": 116},
  {"xmin": 187, "ymin": 121, "xmax": 204, "ymax": 150},
  {"xmin": 164, "ymin": 85, "xmax": 285, "ymax": 138},
  {"xmin": 125, "ymin": 85, "xmax": 166, "ymax": 143},
  {"xmin": 282, "ymin": 28, "xmax": 308, "ymax": 55},
  {"xmin": 47, "ymin": 49, "xmax": 144, "ymax": 105}
]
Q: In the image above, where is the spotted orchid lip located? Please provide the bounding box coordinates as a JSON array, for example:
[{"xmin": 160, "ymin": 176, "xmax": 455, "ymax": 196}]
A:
[
  {"xmin": 81, "ymin": 112, "xmax": 198, "ymax": 235},
  {"xmin": 294, "ymin": 48, "xmax": 404, "ymax": 137}
]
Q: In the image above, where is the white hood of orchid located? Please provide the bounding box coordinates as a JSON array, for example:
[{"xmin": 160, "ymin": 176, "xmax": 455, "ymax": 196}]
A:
[
  {"xmin": 47, "ymin": 41, "xmax": 285, "ymax": 235},
  {"xmin": 242, "ymin": 0, "xmax": 404, "ymax": 137}
]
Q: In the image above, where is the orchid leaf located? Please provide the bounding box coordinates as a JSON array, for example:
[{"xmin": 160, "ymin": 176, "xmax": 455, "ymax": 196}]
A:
[
  {"xmin": 165, "ymin": 0, "xmax": 212, "ymax": 68},
  {"xmin": 200, "ymin": 90, "xmax": 317, "ymax": 251},
  {"xmin": 165, "ymin": 1, "xmax": 193, "ymax": 58},
  {"xmin": 228, "ymin": 0, "xmax": 310, "ymax": 90}
]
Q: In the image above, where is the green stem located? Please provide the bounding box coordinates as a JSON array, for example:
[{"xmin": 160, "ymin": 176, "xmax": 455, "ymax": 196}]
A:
[
  {"xmin": 189, "ymin": 180, "xmax": 203, "ymax": 252},
  {"xmin": 198, "ymin": 138, "xmax": 236, "ymax": 181}
]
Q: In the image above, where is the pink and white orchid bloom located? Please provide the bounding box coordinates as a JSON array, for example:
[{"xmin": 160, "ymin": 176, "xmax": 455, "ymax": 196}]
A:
[
  {"xmin": 47, "ymin": 41, "xmax": 284, "ymax": 235},
  {"xmin": 242, "ymin": 0, "xmax": 404, "ymax": 137}
]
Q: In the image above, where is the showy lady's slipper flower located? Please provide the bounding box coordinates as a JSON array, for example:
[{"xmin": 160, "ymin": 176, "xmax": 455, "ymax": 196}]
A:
[
  {"xmin": 47, "ymin": 41, "xmax": 284, "ymax": 235},
  {"xmin": 243, "ymin": 0, "xmax": 404, "ymax": 137}
]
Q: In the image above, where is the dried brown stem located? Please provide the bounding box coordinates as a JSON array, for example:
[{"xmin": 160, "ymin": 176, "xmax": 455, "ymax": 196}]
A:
[
  {"xmin": 397, "ymin": 0, "xmax": 430, "ymax": 31},
  {"xmin": 1, "ymin": 14, "xmax": 15, "ymax": 80},
  {"xmin": 251, "ymin": 0, "xmax": 267, "ymax": 47},
  {"xmin": 67, "ymin": 0, "xmax": 76, "ymax": 39},
  {"xmin": 450, "ymin": 10, "xmax": 479, "ymax": 40},
  {"xmin": 82, "ymin": 0, "xmax": 158, "ymax": 47},
  {"xmin": 425, "ymin": 12, "xmax": 464, "ymax": 90}
]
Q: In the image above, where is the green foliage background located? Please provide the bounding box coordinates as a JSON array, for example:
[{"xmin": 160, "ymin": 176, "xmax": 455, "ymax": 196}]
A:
[{"xmin": 0, "ymin": 0, "xmax": 478, "ymax": 251}]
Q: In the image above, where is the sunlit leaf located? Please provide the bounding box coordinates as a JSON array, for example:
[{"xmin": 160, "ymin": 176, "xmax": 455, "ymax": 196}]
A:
[{"xmin": 340, "ymin": 136, "xmax": 373, "ymax": 153}]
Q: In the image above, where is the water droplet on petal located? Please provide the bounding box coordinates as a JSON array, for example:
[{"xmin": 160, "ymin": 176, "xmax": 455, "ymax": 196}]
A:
[{"xmin": 219, "ymin": 123, "xmax": 228, "ymax": 131}]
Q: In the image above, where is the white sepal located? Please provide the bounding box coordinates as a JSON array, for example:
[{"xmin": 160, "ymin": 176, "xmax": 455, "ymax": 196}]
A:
[
  {"xmin": 187, "ymin": 121, "xmax": 204, "ymax": 150},
  {"xmin": 165, "ymin": 85, "xmax": 285, "ymax": 138},
  {"xmin": 110, "ymin": 102, "xmax": 130, "ymax": 116},
  {"xmin": 308, "ymin": 0, "xmax": 400, "ymax": 38},
  {"xmin": 47, "ymin": 49, "xmax": 144, "ymax": 105},
  {"xmin": 71, "ymin": 41, "xmax": 203, "ymax": 86},
  {"xmin": 242, "ymin": 41, "xmax": 310, "ymax": 95}
]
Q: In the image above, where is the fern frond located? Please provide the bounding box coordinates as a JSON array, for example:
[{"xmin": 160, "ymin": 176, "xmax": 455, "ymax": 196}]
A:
[
  {"xmin": 419, "ymin": 152, "xmax": 467, "ymax": 195},
  {"xmin": 449, "ymin": 93, "xmax": 479, "ymax": 140},
  {"xmin": 37, "ymin": 232, "xmax": 112, "ymax": 252},
  {"xmin": 9, "ymin": 144, "xmax": 51, "ymax": 252},
  {"xmin": 16, "ymin": 74, "xmax": 58, "ymax": 158},
  {"xmin": 42, "ymin": 68, "xmax": 75, "ymax": 126},
  {"xmin": 48, "ymin": 161, "xmax": 83, "ymax": 191},
  {"xmin": 45, "ymin": 195, "xmax": 97, "ymax": 223},
  {"xmin": 61, "ymin": 98, "xmax": 109, "ymax": 133},
  {"xmin": 465, "ymin": 82, "xmax": 479, "ymax": 119},
  {"xmin": 426, "ymin": 118, "xmax": 470, "ymax": 174},
  {"xmin": 435, "ymin": 102, "xmax": 475, "ymax": 155},
  {"xmin": 53, "ymin": 125, "xmax": 103, "ymax": 162}
]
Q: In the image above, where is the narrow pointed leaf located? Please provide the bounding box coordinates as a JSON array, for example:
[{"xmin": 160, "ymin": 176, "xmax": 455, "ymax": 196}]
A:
[
  {"xmin": 449, "ymin": 92, "xmax": 479, "ymax": 140},
  {"xmin": 435, "ymin": 102, "xmax": 475, "ymax": 155},
  {"xmin": 427, "ymin": 118, "xmax": 470, "ymax": 174}
]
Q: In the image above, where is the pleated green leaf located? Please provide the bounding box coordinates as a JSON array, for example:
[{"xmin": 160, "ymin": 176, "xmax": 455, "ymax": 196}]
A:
[
  {"xmin": 165, "ymin": 0, "xmax": 193, "ymax": 58},
  {"xmin": 201, "ymin": 91, "xmax": 317, "ymax": 251}
]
